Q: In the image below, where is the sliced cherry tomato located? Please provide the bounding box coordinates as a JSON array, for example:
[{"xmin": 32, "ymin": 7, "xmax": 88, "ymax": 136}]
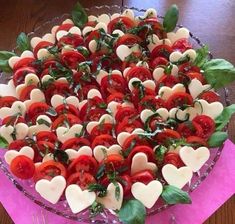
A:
[
  {"xmin": 10, "ymin": 155, "xmax": 35, "ymax": 179},
  {"xmin": 116, "ymin": 117, "xmax": 143, "ymax": 134},
  {"xmin": 8, "ymin": 140, "xmax": 27, "ymax": 150},
  {"xmin": 0, "ymin": 96, "xmax": 18, "ymax": 107},
  {"xmin": 36, "ymin": 141, "xmax": 55, "ymax": 154},
  {"xmin": 33, "ymin": 160, "xmax": 67, "ymax": 182},
  {"xmin": 13, "ymin": 57, "xmax": 35, "ymax": 71},
  {"xmin": 108, "ymin": 16, "xmax": 135, "ymax": 33},
  {"xmin": 90, "ymin": 123, "xmax": 113, "ymax": 137},
  {"xmin": 104, "ymin": 154, "xmax": 125, "ymax": 172},
  {"xmin": 67, "ymin": 172, "xmax": 96, "ymax": 190},
  {"xmin": 61, "ymin": 51, "xmax": 85, "ymax": 69},
  {"xmin": 186, "ymin": 72, "xmax": 205, "ymax": 84},
  {"xmin": 61, "ymin": 137, "xmax": 90, "ymax": 150},
  {"xmin": 157, "ymin": 74, "xmax": 179, "ymax": 88},
  {"xmin": 164, "ymin": 152, "xmax": 184, "ymax": 168},
  {"xmin": 107, "ymin": 92, "xmax": 125, "ymax": 103},
  {"xmin": 2, "ymin": 116, "xmax": 26, "ymax": 126},
  {"xmin": 178, "ymin": 62, "xmax": 200, "ymax": 74},
  {"xmin": 166, "ymin": 92, "xmax": 193, "ymax": 109},
  {"xmin": 139, "ymin": 95, "xmax": 166, "ymax": 111},
  {"xmin": 68, "ymin": 155, "xmax": 98, "ymax": 175},
  {"xmin": 131, "ymin": 170, "xmax": 155, "ymax": 184},
  {"xmin": 186, "ymin": 136, "xmax": 208, "ymax": 147},
  {"xmin": 172, "ymin": 38, "xmax": 192, "ymax": 52},
  {"xmin": 86, "ymin": 108, "xmax": 107, "ymax": 121},
  {"xmin": 36, "ymin": 131, "xmax": 57, "ymax": 144},
  {"xmin": 125, "ymin": 66, "xmax": 152, "ymax": 82},
  {"xmin": 13, "ymin": 66, "xmax": 36, "ymax": 86},
  {"xmin": 119, "ymin": 174, "xmax": 132, "ymax": 196},
  {"xmin": 27, "ymin": 102, "xmax": 50, "ymax": 122},
  {"xmin": 155, "ymin": 129, "xmax": 181, "ymax": 146},
  {"xmin": 200, "ymin": 91, "xmax": 220, "ymax": 103},
  {"xmin": 55, "ymin": 104, "xmax": 79, "ymax": 117},
  {"xmin": 56, "ymin": 23, "xmax": 74, "ymax": 33},
  {"xmin": 57, "ymin": 34, "xmax": 84, "ymax": 48},
  {"xmin": 19, "ymin": 85, "xmax": 37, "ymax": 101},
  {"xmin": 131, "ymin": 86, "xmax": 155, "ymax": 107},
  {"xmin": 85, "ymin": 30, "xmax": 101, "ymax": 46},
  {"xmin": 192, "ymin": 115, "xmax": 215, "ymax": 139},
  {"xmin": 91, "ymin": 134, "xmax": 116, "ymax": 148},
  {"xmin": 151, "ymin": 44, "xmax": 173, "ymax": 59},
  {"xmin": 52, "ymin": 113, "xmax": 81, "ymax": 130},
  {"xmin": 116, "ymin": 34, "xmax": 141, "ymax": 47},
  {"xmin": 148, "ymin": 115, "xmax": 165, "ymax": 132},
  {"xmin": 42, "ymin": 59, "xmax": 60, "ymax": 69},
  {"xmin": 127, "ymin": 145, "xmax": 155, "ymax": 163},
  {"xmin": 115, "ymin": 106, "xmax": 138, "ymax": 123},
  {"xmin": 150, "ymin": 56, "xmax": 168, "ymax": 69},
  {"xmin": 177, "ymin": 122, "xmax": 196, "ymax": 138},
  {"xmin": 33, "ymin": 41, "xmax": 54, "ymax": 57}
]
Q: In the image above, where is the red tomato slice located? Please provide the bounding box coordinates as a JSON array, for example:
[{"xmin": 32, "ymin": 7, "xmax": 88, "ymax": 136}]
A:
[
  {"xmin": 131, "ymin": 170, "xmax": 155, "ymax": 184},
  {"xmin": 33, "ymin": 160, "xmax": 67, "ymax": 182},
  {"xmin": 67, "ymin": 172, "xmax": 96, "ymax": 190},
  {"xmin": 62, "ymin": 137, "xmax": 90, "ymax": 150},
  {"xmin": 68, "ymin": 155, "xmax": 98, "ymax": 175},
  {"xmin": 90, "ymin": 123, "xmax": 113, "ymax": 138},
  {"xmin": 61, "ymin": 51, "xmax": 85, "ymax": 69},
  {"xmin": 55, "ymin": 104, "xmax": 79, "ymax": 117},
  {"xmin": 107, "ymin": 92, "xmax": 125, "ymax": 103},
  {"xmin": 138, "ymin": 95, "xmax": 166, "ymax": 111},
  {"xmin": 33, "ymin": 41, "xmax": 54, "ymax": 57},
  {"xmin": 155, "ymin": 129, "xmax": 181, "ymax": 145},
  {"xmin": 13, "ymin": 66, "xmax": 36, "ymax": 86},
  {"xmin": 186, "ymin": 72, "xmax": 205, "ymax": 84},
  {"xmin": 200, "ymin": 91, "xmax": 220, "ymax": 103},
  {"xmin": 127, "ymin": 145, "xmax": 155, "ymax": 163},
  {"xmin": 104, "ymin": 154, "xmax": 125, "ymax": 172},
  {"xmin": 91, "ymin": 134, "xmax": 116, "ymax": 148},
  {"xmin": 27, "ymin": 102, "xmax": 50, "ymax": 122},
  {"xmin": 2, "ymin": 116, "xmax": 26, "ymax": 126},
  {"xmin": 116, "ymin": 34, "xmax": 141, "ymax": 47},
  {"xmin": 86, "ymin": 108, "xmax": 107, "ymax": 122},
  {"xmin": 151, "ymin": 44, "xmax": 173, "ymax": 59},
  {"xmin": 85, "ymin": 30, "xmax": 101, "ymax": 46},
  {"xmin": 164, "ymin": 152, "xmax": 184, "ymax": 168},
  {"xmin": 0, "ymin": 96, "xmax": 18, "ymax": 107},
  {"xmin": 108, "ymin": 16, "xmax": 135, "ymax": 33},
  {"xmin": 56, "ymin": 23, "xmax": 74, "ymax": 33},
  {"xmin": 57, "ymin": 34, "xmax": 84, "ymax": 48},
  {"xmin": 19, "ymin": 85, "xmax": 37, "ymax": 101},
  {"xmin": 157, "ymin": 74, "xmax": 179, "ymax": 88},
  {"xmin": 36, "ymin": 131, "xmax": 57, "ymax": 144},
  {"xmin": 52, "ymin": 113, "xmax": 81, "ymax": 130},
  {"xmin": 13, "ymin": 57, "xmax": 35, "ymax": 71},
  {"xmin": 42, "ymin": 59, "xmax": 59, "ymax": 69},
  {"xmin": 177, "ymin": 122, "xmax": 196, "ymax": 138},
  {"xmin": 148, "ymin": 115, "xmax": 165, "ymax": 132},
  {"xmin": 36, "ymin": 141, "xmax": 55, "ymax": 154},
  {"xmin": 10, "ymin": 155, "xmax": 35, "ymax": 179},
  {"xmin": 166, "ymin": 92, "xmax": 193, "ymax": 109},
  {"xmin": 178, "ymin": 62, "xmax": 200, "ymax": 74},
  {"xmin": 116, "ymin": 117, "xmax": 143, "ymax": 134},
  {"xmin": 8, "ymin": 140, "xmax": 27, "ymax": 150},
  {"xmin": 186, "ymin": 136, "xmax": 208, "ymax": 147},
  {"xmin": 172, "ymin": 38, "xmax": 192, "ymax": 52},
  {"xmin": 125, "ymin": 66, "xmax": 152, "ymax": 82},
  {"xmin": 115, "ymin": 106, "xmax": 138, "ymax": 123},
  {"xmin": 150, "ymin": 56, "xmax": 168, "ymax": 69}
]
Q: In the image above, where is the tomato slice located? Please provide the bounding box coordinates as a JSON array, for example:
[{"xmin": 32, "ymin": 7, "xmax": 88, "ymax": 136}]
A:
[
  {"xmin": 68, "ymin": 155, "xmax": 98, "ymax": 175},
  {"xmin": 90, "ymin": 123, "xmax": 113, "ymax": 138},
  {"xmin": 177, "ymin": 122, "xmax": 196, "ymax": 138},
  {"xmin": 61, "ymin": 137, "xmax": 90, "ymax": 150},
  {"xmin": 10, "ymin": 155, "xmax": 35, "ymax": 179},
  {"xmin": 151, "ymin": 44, "xmax": 173, "ymax": 59},
  {"xmin": 178, "ymin": 62, "xmax": 200, "ymax": 74},
  {"xmin": 56, "ymin": 23, "xmax": 74, "ymax": 33},
  {"xmin": 138, "ymin": 95, "xmax": 166, "ymax": 111},
  {"xmin": 13, "ymin": 57, "xmax": 35, "ymax": 71},
  {"xmin": 192, "ymin": 115, "xmax": 215, "ymax": 139},
  {"xmin": 8, "ymin": 140, "xmax": 27, "ymax": 150},
  {"xmin": 85, "ymin": 30, "xmax": 101, "ymax": 46},
  {"xmin": 200, "ymin": 91, "xmax": 220, "ymax": 103},
  {"xmin": 115, "ymin": 106, "xmax": 138, "ymax": 123},
  {"xmin": 164, "ymin": 152, "xmax": 184, "ymax": 168},
  {"xmin": 0, "ymin": 96, "xmax": 18, "ymax": 107},
  {"xmin": 186, "ymin": 136, "xmax": 208, "ymax": 147},
  {"xmin": 125, "ymin": 66, "xmax": 152, "ymax": 82},
  {"xmin": 57, "ymin": 34, "xmax": 84, "ymax": 48},
  {"xmin": 166, "ymin": 92, "xmax": 193, "ymax": 109},
  {"xmin": 36, "ymin": 131, "xmax": 57, "ymax": 144},
  {"xmin": 104, "ymin": 154, "xmax": 125, "ymax": 172},
  {"xmin": 13, "ymin": 66, "xmax": 36, "ymax": 86},
  {"xmin": 150, "ymin": 56, "xmax": 168, "ymax": 69},
  {"xmin": 155, "ymin": 129, "xmax": 181, "ymax": 146},
  {"xmin": 116, "ymin": 34, "xmax": 141, "ymax": 47},
  {"xmin": 61, "ymin": 51, "xmax": 85, "ymax": 69},
  {"xmin": 108, "ymin": 16, "xmax": 135, "ymax": 33},
  {"xmin": 33, "ymin": 160, "xmax": 67, "ymax": 181},
  {"xmin": 172, "ymin": 38, "xmax": 192, "ymax": 52},
  {"xmin": 119, "ymin": 174, "xmax": 132, "ymax": 196},
  {"xmin": 116, "ymin": 117, "xmax": 143, "ymax": 134},
  {"xmin": 55, "ymin": 104, "xmax": 79, "ymax": 117},
  {"xmin": 19, "ymin": 85, "xmax": 37, "ymax": 101},
  {"xmin": 67, "ymin": 172, "xmax": 96, "ymax": 190},
  {"xmin": 131, "ymin": 170, "xmax": 155, "ymax": 184},
  {"xmin": 157, "ymin": 74, "xmax": 179, "ymax": 88},
  {"xmin": 127, "ymin": 145, "xmax": 155, "ymax": 163},
  {"xmin": 52, "ymin": 113, "xmax": 81, "ymax": 130},
  {"xmin": 107, "ymin": 92, "xmax": 125, "ymax": 103},
  {"xmin": 33, "ymin": 41, "xmax": 54, "ymax": 57},
  {"xmin": 27, "ymin": 102, "xmax": 50, "ymax": 122},
  {"xmin": 91, "ymin": 134, "xmax": 116, "ymax": 148},
  {"xmin": 186, "ymin": 72, "xmax": 205, "ymax": 84},
  {"xmin": 2, "ymin": 116, "xmax": 26, "ymax": 126}
]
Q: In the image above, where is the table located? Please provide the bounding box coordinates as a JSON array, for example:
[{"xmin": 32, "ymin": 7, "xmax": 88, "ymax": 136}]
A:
[{"xmin": 0, "ymin": 0, "xmax": 234, "ymax": 223}]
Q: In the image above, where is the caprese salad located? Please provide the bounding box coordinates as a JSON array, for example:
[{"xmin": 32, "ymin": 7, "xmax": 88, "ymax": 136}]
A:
[{"xmin": 0, "ymin": 2, "xmax": 235, "ymax": 224}]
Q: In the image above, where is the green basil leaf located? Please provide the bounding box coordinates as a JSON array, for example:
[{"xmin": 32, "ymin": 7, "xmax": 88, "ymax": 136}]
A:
[
  {"xmin": 193, "ymin": 45, "xmax": 209, "ymax": 67},
  {"xmin": 215, "ymin": 105, "xmax": 235, "ymax": 131},
  {"xmin": 53, "ymin": 149, "xmax": 69, "ymax": 164},
  {"xmin": 161, "ymin": 185, "xmax": 192, "ymax": 205},
  {"xmin": 118, "ymin": 199, "xmax": 146, "ymax": 224},
  {"xmin": 16, "ymin": 32, "xmax": 30, "ymax": 53},
  {"xmin": 71, "ymin": 2, "xmax": 88, "ymax": 28},
  {"xmin": 0, "ymin": 135, "xmax": 9, "ymax": 148},
  {"xmin": 208, "ymin": 131, "xmax": 228, "ymax": 148},
  {"xmin": 163, "ymin": 4, "xmax": 179, "ymax": 32},
  {"xmin": 202, "ymin": 59, "xmax": 234, "ymax": 71},
  {"xmin": 0, "ymin": 51, "xmax": 16, "ymax": 72}
]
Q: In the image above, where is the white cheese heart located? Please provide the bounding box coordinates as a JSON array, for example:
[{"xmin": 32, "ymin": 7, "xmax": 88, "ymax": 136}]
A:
[
  {"xmin": 122, "ymin": 9, "xmax": 135, "ymax": 20},
  {"xmin": 167, "ymin": 27, "xmax": 190, "ymax": 44},
  {"xmin": 131, "ymin": 180, "xmax": 163, "ymax": 208},
  {"xmin": 87, "ymin": 89, "xmax": 102, "ymax": 99},
  {"xmin": 35, "ymin": 176, "xmax": 66, "ymax": 204},
  {"xmin": 0, "ymin": 80, "xmax": 17, "ymax": 97},
  {"xmin": 179, "ymin": 146, "xmax": 210, "ymax": 172},
  {"xmin": 111, "ymin": 13, "xmax": 121, "ymax": 20},
  {"xmin": 147, "ymin": 34, "xmax": 172, "ymax": 52},
  {"xmin": 65, "ymin": 184, "xmax": 96, "ymax": 214},
  {"xmin": 107, "ymin": 101, "xmax": 134, "ymax": 116},
  {"xmin": 56, "ymin": 26, "xmax": 81, "ymax": 40},
  {"xmin": 188, "ymin": 79, "xmax": 211, "ymax": 99},
  {"xmin": 51, "ymin": 94, "xmax": 79, "ymax": 108},
  {"xmin": 65, "ymin": 146, "xmax": 92, "ymax": 160},
  {"xmin": 0, "ymin": 101, "xmax": 26, "ymax": 119},
  {"xmin": 136, "ymin": 8, "xmax": 157, "ymax": 21},
  {"xmin": 97, "ymin": 183, "xmax": 123, "ymax": 210},
  {"xmin": 140, "ymin": 108, "xmax": 169, "ymax": 123},
  {"xmin": 162, "ymin": 164, "xmax": 193, "ymax": 189},
  {"xmin": 31, "ymin": 33, "xmax": 55, "ymax": 49},
  {"xmin": 37, "ymin": 48, "xmax": 54, "ymax": 60},
  {"xmin": 8, "ymin": 50, "xmax": 34, "ymax": 69},
  {"xmin": 116, "ymin": 45, "xmax": 132, "ymax": 61},
  {"xmin": 128, "ymin": 78, "xmax": 156, "ymax": 92},
  {"xmin": 4, "ymin": 146, "xmax": 34, "ymax": 164},
  {"xmin": 153, "ymin": 65, "xmax": 178, "ymax": 81},
  {"xmin": 169, "ymin": 49, "xmax": 196, "ymax": 63},
  {"xmin": 42, "ymin": 153, "xmax": 54, "ymax": 162},
  {"xmin": 131, "ymin": 152, "xmax": 157, "ymax": 175},
  {"xmin": 136, "ymin": 61, "xmax": 149, "ymax": 68},
  {"xmin": 24, "ymin": 89, "xmax": 46, "ymax": 110},
  {"xmin": 158, "ymin": 83, "xmax": 186, "ymax": 101},
  {"xmin": 96, "ymin": 69, "xmax": 123, "ymax": 85},
  {"xmin": 62, "ymin": 19, "xmax": 74, "ymax": 24},
  {"xmin": 112, "ymin": 29, "xmax": 125, "ymax": 37},
  {"xmin": 93, "ymin": 144, "xmax": 122, "ymax": 162},
  {"xmin": 97, "ymin": 14, "xmax": 111, "ymax": 25},
  {"xmin": 169, "ymin": 107, "xmax": 199, "ymax": 121},
  {"xmin": 82, "ymin": 22, "xmax": 107, "ymax": 36}
]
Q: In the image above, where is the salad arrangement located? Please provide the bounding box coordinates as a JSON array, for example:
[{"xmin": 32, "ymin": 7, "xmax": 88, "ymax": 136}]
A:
[{"xmin": 0, "ymin": 2, "xmax": 235, "ymax": 223}]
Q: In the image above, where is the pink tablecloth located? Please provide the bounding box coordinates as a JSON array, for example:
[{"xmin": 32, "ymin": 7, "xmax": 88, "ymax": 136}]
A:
[{"xmin": 0, "ymin": 140, "xmax": 235, "ymax": 224}]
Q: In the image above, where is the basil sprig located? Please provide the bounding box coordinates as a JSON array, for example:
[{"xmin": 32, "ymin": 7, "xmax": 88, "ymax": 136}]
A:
[
  {"xmin": 71, "ymin": 1, "xmax": 88, "ymax": 28},
  {"xmin": 0, "ymin": 136, "xmax": 8, "ymax": 148},
  {"xmin": 118, "ymin": 199, "xmax": 146, "ymax": 224},
  {"xmin": 16, "ymin": 32, "xmax": 30, "ymax": 53},
  {"xmin": 161, "ymin": 185, "xmax": 192, "ymax": 204},
  {"xmin": 0, "ymin": 51, "xmax": 16, "ymax": 72},
  {"xmin": 193, "ymin": 45, "xmax": 209, "ymax": 67},
  {"xmin": 163, "ymin": 4, "xmax": 179, "ymax": 32},
  {"xmin": 208, "ymin": 131, "xmax": 228, "ymax": 148}
]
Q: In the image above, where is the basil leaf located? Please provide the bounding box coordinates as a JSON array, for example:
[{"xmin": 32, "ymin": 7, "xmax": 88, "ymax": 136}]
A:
[
  {"xmin": 118, "ymin": 199, "xmax": 146, "ymax": 224},
  {"xmin": 0, "ymin": 51, "xmax": 16, "ymax": 72},
  {"xmin": 161, "ymin": 185, "xmax": 192, "ymax": 205},
  {"xmin": 208, "ymin": 131, "xmax": 228, "ymax": 148},
  {"xmin": 163, "ymin": 4, "xmax": 179, "ymax": 32},
  {"xmin": 89, "ymin": 201, "xmax": 104, "ymax": 218},
  {"xmin": 53, "ymin": 149, "xmax": 69, "ymax": 164},
  {"xmin": 202, "ymin": 59, "xmax": 234, "ymax": 71},
  {"xmin": 215, "ymin": 105, "xmax": 235, "ymax": 131},
  {"xmin": 0, "ymin": 136, "xmax": 8, "ymax": 148},
  {"xmin": 193, "ymin": 45, "xmax": 209, "ymax": 67},
  {"xmin": 37, "ymin": 118, "xmax": 51, "ymax": 127},
  {"xmin": 71, "ymin": 2, "xmax": 88, "ymax": 28},
  {"xmin": 16, "ymin": 32, "xmax": 30, "ymax": 53}
]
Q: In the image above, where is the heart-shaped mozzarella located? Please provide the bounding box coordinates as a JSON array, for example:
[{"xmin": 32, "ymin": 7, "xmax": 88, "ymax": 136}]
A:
[
  {"xmin": 62, "ymin": 19, "xmax": 74, "ymax": 24},
  {"xmin": 111, "ymin": 13, "xmax": 121, "ymax": 20},
  {"xmin": 28, "ymin": 115, "xmax": 52, "ymax": 137},
  {"xmin": 93, "ymin": 144, "xmax": 122, "ymax": 162},
  {"xmin": 122, "ymin": 9, "xmax": 135, "ymax": 20},
  {"xmin": 35, "ymin": 176, "xmax": 66, "ymax": 204},
  {"xmin": 107, "ymin": 101, "xmax": 134, "ymax": 116},
  {"xmin": 88, "ymin": 14, "xmax": 110, "ymax": 25},
  {"xmin": 97, "ymin": 183, "xmax": 123, "ymax": 210},
  {"xmin": 136, "ymin": 8, "xmax": 157, "ymax": 21},
  {"xmin": 88, "ymin": 40, "xmax": 98, "ymax": 53},
  {"xmin": 24, "ymin": 89, "xmax": 46, "ymax": 109},
  {"xmin": 0, "ymin": 80, "xmax": 17, "ymax": 97},
  {"xmin": 66, "ymin": 184, "xmax": 96, "ymax": 214},
  {"xmin": 51, "ymin": 94, "xmax": 79, "ymax": 108},
  {"xmin": 56, "ymin": 26, "xmax": 81, "ymax": 40},
  {"xmin": 77, "ymin": 100, "xmax": 88, "ymax": 111},
  {"xmin": 117, "ymin": 128, "xmax": 144, "ymax": 146},
  {"xmin": 131, "ymin": 180, "xmax": 163, "ymax": 208},
  {"xmin": 170, "ymin": 49, "xmax": 196, "ymax": 63},
  {"xmin": 61, "ymin": 45, "xmax": 76, "ymax": 54},
  {"xmin": 169, "ymin": 107, "xmax": 199, "ymax": 121},
  {"xmin": 37, "ymin": 48, "xmax": 54, "ymax": 60},
  {"xmin": 128, "ymin": 78, "xmax": 156, "ymax": 92},
  {"xmin": 147, "ymin": 34, "xmax": 172, "ymax": 52},
  {"xmin": 162, "ymin": 164, "xmax": 193, "ymax": 189},
  {"xmin": 96, "ymin": 69, "xmax": 122, "ymax": 85},
  {"xmin": 112, "ymin": 29, "xmax": 125, "ymax": 37},
  {"xmin": 140, "ymin": 108, "xmax": 169, "ymax": 123},
  {"xmin": 56, "ymin": 124, "xmax": 83, "ymax": 143},
  {"xmin": 188, "ymin": 79, "xmax": 211, "ymax": 99},
  {"xmin": 65, "ymin": 146, "xmax": 92, "ymax": 160},
  {"xmin": 8, "ymin": 50, "xmax": 35, "ymax": 69},
  {"xmin": 0, "ymin": 101, "xmax": 26, "ymax": 119},
  {"xmin": 153, "ymin": 65, "xmax": 178, "ymax": 81},
  {"xmin": 158, "ymin": 83, "xmax": 186, "ymax": 101},
  {"xmin": 179, "ymin": 146, "xmax": 210, "ymax": 172},
  {"xmin": 42, "ymin": 153, "xmax": 54, "ymax": 162},
  {"xmin": 116, "ymin": 45, "xmax": 132, "ymax": 61},
  {"xmin": 31, "ymin": 33, "xmax": 55, "ymax": 48},
  {"xmin": 87, "ymin": 89, "xmax": 102, "ymax": 99},
  {"xmin": 4, "ymin": 146, "xmax": 34, "ymax": 164},
  {"xmin": 131, "ymin": 152, "xmax": 157, "ymax": 175},
  {"xmin": 0, "ymin": 123, "xmax": 29, "ymax": 144},
  {"xmin": 86, "ymin": 114, "xmax": 114, "ymax": 134},
  {"xmin": 136, "ymin": 61, "xmax": 149, "ymax": 68},
  {"xmin": 82, "ymin": 22, "xmax": 107, "ymax": 36},
  {"xmin": 167, "ymin": 28, "xmax": 190, "ymax": 44}
]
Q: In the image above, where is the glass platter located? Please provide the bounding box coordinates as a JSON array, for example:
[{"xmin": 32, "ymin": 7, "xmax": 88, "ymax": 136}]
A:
[{"xmin": 0, "ymin": 5, "xmax": 230, "ymax": 223}]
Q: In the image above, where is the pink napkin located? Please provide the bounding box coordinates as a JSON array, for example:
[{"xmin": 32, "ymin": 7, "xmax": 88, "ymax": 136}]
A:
[{"xmin": 0, "ymin": 140, "xmax": 235, "ymax": 224}]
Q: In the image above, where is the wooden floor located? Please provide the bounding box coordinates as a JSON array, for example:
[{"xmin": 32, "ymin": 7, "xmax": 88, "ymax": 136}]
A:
[{"xmin": 0, "ymin": 0, "xmax": 234, "ymax": 223}]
